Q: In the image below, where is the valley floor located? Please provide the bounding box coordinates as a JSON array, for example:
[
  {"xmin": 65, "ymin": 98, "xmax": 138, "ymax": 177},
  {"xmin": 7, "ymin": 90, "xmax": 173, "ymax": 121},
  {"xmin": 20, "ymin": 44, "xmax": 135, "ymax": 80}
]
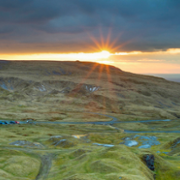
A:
[{"xmin": 0, "ymin": 111, "xmax": 180, "ymax": 180}]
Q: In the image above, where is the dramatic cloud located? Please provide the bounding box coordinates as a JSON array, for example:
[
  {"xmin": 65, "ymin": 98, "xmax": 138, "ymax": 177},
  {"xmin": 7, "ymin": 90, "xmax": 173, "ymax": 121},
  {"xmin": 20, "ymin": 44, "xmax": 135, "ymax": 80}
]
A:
[{"xmin": 0, "ymin": 0, "xmax": 180, "ymax": 53}]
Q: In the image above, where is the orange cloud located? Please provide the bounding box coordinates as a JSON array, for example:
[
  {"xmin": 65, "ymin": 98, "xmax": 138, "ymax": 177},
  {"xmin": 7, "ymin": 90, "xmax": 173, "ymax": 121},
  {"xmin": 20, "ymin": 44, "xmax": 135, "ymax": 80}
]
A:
[{"xmin": 137, "ymin": 59, "xmax": 164, "ymax": 62}]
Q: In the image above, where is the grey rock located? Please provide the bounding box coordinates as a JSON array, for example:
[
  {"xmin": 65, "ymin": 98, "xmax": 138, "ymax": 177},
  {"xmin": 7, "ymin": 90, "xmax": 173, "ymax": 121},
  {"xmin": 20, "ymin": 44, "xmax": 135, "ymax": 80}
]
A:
[
  {"xmin": 143, "ymin": 154, "xmax": 155, "ymax": 171},
  {"xmin": 54, "ymin": 139, "xmax": 66, "ymax": 146},
  {"xmin": 49, "ymin": 135, "xmax": 62, "ymax": 140},
  {"xmin": 10, "ymin": 140, "xmax": 44, "ymax": 148}
]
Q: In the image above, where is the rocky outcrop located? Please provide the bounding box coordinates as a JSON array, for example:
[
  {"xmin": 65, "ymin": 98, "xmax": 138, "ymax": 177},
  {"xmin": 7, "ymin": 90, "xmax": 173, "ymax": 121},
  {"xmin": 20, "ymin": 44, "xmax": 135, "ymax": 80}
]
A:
[
  {"xmin": 0, "ymin": 77, "xmax": 100, "ymax": 95},
  {"xmin": 143, "ymin": 154, "xmax": 155, "ymax": 171},
  {"xmin": 49, "ymin": 136, "xmax": 76, "ymax": 148},
  {"xmin": 9, "ymin": 140, "xmax": 44, "ymax": 148},
  {"xmin": 143, "ymin": 154, "xmax": 155, "ymax": 179}
]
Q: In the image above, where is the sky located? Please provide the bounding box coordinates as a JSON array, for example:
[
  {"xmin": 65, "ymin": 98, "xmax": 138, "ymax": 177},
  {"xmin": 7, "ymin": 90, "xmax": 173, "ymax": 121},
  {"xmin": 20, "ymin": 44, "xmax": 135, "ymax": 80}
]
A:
[{"xmin": 0, "ymin": 0, "xmax": 180, "ymax": 74}]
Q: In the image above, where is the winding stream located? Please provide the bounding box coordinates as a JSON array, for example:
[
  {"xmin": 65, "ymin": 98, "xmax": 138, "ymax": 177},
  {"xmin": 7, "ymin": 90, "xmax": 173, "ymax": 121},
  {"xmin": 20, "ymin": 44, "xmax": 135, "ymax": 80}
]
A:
[{"xmin": 1, "ymin": 113, "xmax": 180, "ymax": 133}]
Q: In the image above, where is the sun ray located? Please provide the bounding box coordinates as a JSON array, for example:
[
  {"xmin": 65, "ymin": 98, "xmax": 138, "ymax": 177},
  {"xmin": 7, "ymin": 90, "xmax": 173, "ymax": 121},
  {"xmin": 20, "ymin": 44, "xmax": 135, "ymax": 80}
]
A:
[
  {"xmin": 108, "ymin": 32, "xmax": 124, "ymax": 50},
  {"xmin": 110, "ymin": 39, "xmax": 134, "ymax": 52},
  {"xmin": 69, "ymin": 62, "xmax": 100, "ymax": 101},
  {"xmin": 99, "ymin": 27, "xmax": 105, "ymax": 49},
  {"xmin": 105, "ymin": 28, "xmax": 112, "ymax": 49},
  {"xmin": 79, "ymin": 62, "xmax": 99, "ymax": 85},
  {"xmin": 104, "ymin": 64, "xmax": 118, "ymax": 112},
  {"xmin": 97, "ymin": 63, "xmax": 105, "ymax": 85},
  {"xmin": 105, "ymin": 65, "xmax": 112, "ymax": 83},
  {"xmin": 87, "ymin": 32, "xmax": 102, "ymax": 51}
]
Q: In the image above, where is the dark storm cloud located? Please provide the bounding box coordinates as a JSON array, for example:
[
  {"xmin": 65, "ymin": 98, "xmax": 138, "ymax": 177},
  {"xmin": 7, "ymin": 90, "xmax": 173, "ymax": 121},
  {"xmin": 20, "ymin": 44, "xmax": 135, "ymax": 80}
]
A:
[{"xmin": 0, "ymin": 0, "xmax": 180, "ymax": 53}]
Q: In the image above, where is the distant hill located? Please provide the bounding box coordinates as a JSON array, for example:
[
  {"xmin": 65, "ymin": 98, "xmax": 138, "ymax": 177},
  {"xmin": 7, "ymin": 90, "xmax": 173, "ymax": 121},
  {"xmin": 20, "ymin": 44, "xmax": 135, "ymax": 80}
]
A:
[
  {"xmin": 0, "ymin": 60, "xmax": 180, "ymax": 121},
  {"xmin": 147, "ymin": 74, "xmax": 180, "ymax": 83}
]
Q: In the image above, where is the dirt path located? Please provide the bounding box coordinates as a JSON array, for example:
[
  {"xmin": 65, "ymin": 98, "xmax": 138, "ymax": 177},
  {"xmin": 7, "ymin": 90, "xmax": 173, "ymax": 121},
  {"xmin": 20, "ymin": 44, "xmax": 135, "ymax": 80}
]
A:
[{"xmin": 36, "ymin": 154, "xmax": 53, "ymax": 180}]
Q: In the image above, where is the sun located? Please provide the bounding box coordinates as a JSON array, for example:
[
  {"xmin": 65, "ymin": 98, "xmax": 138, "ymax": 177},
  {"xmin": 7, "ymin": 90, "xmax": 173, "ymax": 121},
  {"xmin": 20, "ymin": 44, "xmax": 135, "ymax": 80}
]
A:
[
  {"xmin": 99, "ymin": 50, "xmax": 111, "ymax": 58},
  {"xmin": 92, "ymin": 50, "xmax": 111, "ymax": 60},
  {"xmin": 94, "ymin": 50, "xmax": 114, "ymax": 64}
]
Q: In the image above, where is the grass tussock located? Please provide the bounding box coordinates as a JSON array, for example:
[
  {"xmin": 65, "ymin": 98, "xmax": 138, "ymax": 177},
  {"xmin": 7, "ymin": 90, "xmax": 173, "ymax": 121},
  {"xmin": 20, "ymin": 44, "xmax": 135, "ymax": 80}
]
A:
[{"xmin": 0, "ymin": 149, "xmax": 40, "ymax": 179}]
